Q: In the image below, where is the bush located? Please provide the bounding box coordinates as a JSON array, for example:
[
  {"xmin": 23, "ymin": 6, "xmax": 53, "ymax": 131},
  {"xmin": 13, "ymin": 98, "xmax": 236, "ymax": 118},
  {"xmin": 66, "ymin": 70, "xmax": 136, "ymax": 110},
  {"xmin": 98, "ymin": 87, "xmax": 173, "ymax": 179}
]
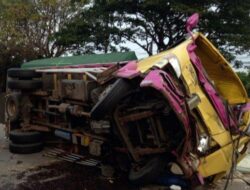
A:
[{"xmin": 237, "ymin": 71, "xmax": 250, "ymax": 96}]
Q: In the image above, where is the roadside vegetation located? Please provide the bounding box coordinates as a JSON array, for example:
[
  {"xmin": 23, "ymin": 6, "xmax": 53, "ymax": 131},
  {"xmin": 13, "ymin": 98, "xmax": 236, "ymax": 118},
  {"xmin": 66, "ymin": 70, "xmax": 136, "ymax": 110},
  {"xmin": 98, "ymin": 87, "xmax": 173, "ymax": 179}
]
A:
[{"xmin": 237, "ymin": 71, "xmax": 250, "ymax": 96}]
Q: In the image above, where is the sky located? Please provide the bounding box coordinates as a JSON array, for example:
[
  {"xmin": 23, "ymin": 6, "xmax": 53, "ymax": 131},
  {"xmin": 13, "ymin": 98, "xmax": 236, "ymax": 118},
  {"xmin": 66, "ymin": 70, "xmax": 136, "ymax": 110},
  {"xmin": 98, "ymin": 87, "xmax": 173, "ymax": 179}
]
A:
[
  {"xmin": 237, "ymin": 55, "xmax": 250, "ymax": 63},
  {"xmin": 125, "ymin": 41, "xmax": 148, "ymax": 59}
]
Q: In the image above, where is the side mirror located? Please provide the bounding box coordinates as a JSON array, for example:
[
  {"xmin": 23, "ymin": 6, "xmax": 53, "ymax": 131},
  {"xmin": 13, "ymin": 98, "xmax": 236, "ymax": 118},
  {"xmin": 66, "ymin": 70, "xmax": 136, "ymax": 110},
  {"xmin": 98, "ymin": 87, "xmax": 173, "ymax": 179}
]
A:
[{"xmin": 186, "ymin": 13, "xmax": 199, "ymax": 33}]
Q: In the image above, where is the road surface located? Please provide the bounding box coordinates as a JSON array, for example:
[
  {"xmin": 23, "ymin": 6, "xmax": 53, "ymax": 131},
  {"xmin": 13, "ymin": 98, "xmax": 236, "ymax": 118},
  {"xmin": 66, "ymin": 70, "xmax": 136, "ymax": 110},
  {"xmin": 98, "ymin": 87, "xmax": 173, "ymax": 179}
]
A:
[{"xmin": 0, "ymin": 124, "xmax": 250, "ymax": 190}]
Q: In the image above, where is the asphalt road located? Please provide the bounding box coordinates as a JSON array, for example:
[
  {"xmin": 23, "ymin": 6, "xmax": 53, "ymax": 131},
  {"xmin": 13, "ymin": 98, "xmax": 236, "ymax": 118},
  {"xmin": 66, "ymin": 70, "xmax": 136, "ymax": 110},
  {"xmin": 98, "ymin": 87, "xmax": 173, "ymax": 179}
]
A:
[{"xmin": 0, "ymin": 124, "xmax": 250, "ymax": 190}]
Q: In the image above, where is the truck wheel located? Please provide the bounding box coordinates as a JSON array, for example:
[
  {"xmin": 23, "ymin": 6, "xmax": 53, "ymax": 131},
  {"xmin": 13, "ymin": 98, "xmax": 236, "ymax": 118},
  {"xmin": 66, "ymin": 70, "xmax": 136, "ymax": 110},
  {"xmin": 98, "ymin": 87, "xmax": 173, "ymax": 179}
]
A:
[
  {"xmin": 91, "ymin": 79, "xmax": 132, "ymax": 120},
  {"xmin": 129, "ymin": 156, "xmax": 167, "ymax": 185},
  {"xmin": 5, "ymin": 94, "xmax": 20, "ymax": 122},
  {"xmin": 7, "ymin": 80, "xmax": 42, "ymax": 90},
  {"xmin": 8, "ymin": 68, "xmax": 41, "ymax": 79},
  {"xmin": 9, "ymin": 142, "xmax": 43, "ymax": 154},
  {"xmin": 9, "ymin": 130, "xmax": 43, "ymax": 144}
]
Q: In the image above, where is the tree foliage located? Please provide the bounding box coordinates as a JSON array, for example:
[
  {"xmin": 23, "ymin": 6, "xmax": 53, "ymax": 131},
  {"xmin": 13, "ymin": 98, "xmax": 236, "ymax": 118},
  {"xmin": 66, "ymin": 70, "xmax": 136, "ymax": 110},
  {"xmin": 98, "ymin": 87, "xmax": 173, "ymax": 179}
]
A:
[
  {"xmin": 60, "ymin": 0, "xmax": 250, "ymax": 59},
  {"xmin": 0, "ymin": 0, "xmax": 87, "ymax": 91},
  {"xmin": 104, "ymin": 0, "xmax": 188, "ymax": 56},
  {"xmin": 2, "ymin": 0, "xmax": 247, "ymax": 61},
  {"xmin": 56, "ymin": 0, "xmax": 127, "ymax": 54},
  {"xmin": 0, "ymin": 0, "xmax": 249, "ymax": 62},
  {"xmin": 60, "ymin": 0, "xmax": 189, "ymax": 56},
  {"xmin": 237, "ymin": 71, "xmax": 250, "ymax": 96},
  {"xmin": 176, "ymin": 0, "xmax": 250, "ymax": 61},
  {"xmin": 0, "ymin": 0, "xmax": 87, "ymax": 60}
]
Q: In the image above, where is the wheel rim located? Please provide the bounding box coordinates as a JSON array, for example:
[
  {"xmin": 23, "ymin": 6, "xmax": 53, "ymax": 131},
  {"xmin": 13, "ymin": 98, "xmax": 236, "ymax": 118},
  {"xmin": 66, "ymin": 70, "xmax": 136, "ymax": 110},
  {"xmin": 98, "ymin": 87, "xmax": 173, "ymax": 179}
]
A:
[{"xmin": 7, "ymin": 99, "xmax": 17, "ymax": 118}]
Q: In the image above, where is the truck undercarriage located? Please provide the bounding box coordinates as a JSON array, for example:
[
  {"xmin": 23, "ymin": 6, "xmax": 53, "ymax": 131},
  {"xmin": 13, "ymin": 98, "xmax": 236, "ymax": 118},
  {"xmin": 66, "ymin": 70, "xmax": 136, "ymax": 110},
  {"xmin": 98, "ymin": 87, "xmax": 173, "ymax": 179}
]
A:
[{"xmin": 5, "ymin": 14, "xmax": 250, "ymax": 189}]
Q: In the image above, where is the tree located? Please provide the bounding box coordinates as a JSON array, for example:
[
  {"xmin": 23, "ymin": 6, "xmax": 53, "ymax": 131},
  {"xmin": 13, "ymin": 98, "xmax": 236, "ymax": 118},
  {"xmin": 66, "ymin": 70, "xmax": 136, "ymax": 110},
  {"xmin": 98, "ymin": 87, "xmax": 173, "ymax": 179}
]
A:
[
  {"xmin": 56, "ymin": 0, "xmax": 127, "ymax": 54},
  {"xmin": 0, "ymin": 0, "xmax": 88, "ymax": 59},
  {"xmin": 237, "ymin": 71, "xmax": 250, "ymax": 96},
  {"xmin": 59, "ymin": 0, "xmax": 188, "ymax": 56},
  {"xmin": 0, "ymin": 0, "xmax": 87, "ymax": 91},
  {"xmin": 114, "ymin": 0, "xmax": 250, "ymax": 59},
  {"xmin": 64, "ymin": 0, "xmax": 250, "ymax": 60},
  {"xmin": 106, "ymin": 0, "xmax": 188, "ymax": 56},
  {"xmin": 175, "ymin": 0, "xmax": 250, "ymax": 61}
]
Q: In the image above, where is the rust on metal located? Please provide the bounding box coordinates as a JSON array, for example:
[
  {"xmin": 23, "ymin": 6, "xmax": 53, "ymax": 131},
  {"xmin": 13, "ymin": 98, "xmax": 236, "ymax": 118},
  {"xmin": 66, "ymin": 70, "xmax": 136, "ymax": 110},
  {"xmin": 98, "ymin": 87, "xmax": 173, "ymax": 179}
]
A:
[
  {"xmin": 118, "ymin": 111, "xmax": 154, "ymax": 123},
  {"xmin": 114, "ymin": 108, "xmax": 140, "ymax": 162}
]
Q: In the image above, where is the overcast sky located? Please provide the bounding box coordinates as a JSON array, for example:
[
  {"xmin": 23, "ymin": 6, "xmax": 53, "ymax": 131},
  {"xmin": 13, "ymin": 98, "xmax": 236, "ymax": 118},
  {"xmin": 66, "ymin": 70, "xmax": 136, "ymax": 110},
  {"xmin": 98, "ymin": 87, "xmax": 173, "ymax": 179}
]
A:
[{"xmin": 125, "ymin": 41, "xmax": 148, "ymax": 59}]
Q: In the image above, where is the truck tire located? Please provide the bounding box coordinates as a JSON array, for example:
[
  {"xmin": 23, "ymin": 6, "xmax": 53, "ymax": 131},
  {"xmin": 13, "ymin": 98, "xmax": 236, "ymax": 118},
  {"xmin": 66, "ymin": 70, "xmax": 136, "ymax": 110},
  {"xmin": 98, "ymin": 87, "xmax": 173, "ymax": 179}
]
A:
[
  {"xmin": 8, "ymin": 68, "xmax": 41, "ymax": 79},
  {"xmin": 9, "ymin": 142, "xmax": 43, "ymax": 154},
  {"xmin": 129, "ymin": 156, "xmax": 167, "ymax": 185},
  {"xmin": 7, "ymin": 80, "xmax": 42, "ymax": 90},
  {"xmin": 5, "ymin": 93, "xmax": 20, "ymax": 122},
  {"xmin": 91, "ymin": 79, "xmax": 132, "ymax": 120},
  {"xmin": 9, "ymin": 130, "xmax": 43, "ymax": 144}
]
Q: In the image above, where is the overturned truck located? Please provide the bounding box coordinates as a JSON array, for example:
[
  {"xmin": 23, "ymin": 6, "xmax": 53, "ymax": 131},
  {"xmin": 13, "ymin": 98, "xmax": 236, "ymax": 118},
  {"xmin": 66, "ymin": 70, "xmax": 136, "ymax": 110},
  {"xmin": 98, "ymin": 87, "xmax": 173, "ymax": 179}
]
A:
[{"xmin": 5, "ymin": 14, "xmax": 250, "ymax": 189}]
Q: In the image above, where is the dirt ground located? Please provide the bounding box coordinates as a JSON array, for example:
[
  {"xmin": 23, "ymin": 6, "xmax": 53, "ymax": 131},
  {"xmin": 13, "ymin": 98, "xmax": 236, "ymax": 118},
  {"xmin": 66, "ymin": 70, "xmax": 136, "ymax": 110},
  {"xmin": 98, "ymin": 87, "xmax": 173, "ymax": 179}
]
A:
[
  {"xmin": 0, "ymin": 124, "xmax": 250, "ymax": 190},
  {"xmin": 0, "ymin": 124, "xmax": 136, "ymax": 190}
]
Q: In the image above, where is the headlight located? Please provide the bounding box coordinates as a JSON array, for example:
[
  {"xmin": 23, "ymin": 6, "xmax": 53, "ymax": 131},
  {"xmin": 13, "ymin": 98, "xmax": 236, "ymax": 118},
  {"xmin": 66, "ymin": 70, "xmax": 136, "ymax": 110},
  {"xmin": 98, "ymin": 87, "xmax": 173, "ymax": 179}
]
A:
[{"xmin": 197, "ymin": 135, "xmax": 209, "ymax": 153}]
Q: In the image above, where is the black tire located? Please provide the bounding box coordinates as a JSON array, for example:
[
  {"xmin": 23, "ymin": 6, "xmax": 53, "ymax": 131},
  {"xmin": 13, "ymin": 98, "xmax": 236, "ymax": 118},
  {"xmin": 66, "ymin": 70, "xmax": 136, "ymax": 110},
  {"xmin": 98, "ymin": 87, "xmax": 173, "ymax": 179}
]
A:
[
  {"xmin": 91, "ymin": 79, "xmax": 132, "ymax": 119},
  {"xmin": 129, "ymin": 157, "xmax": 167, "ymax": 185},
  {"xmin": 5, "ymin": 93, "xmax": 20, "ymax": 122},
  {"xmin": 9, "ymin": 130, "xmax": 43, "ymax": 144},
  {"xmin": 8, "ymin": 68, "xmax": 41, "ymax": 79},
  {"xmin": 9, "ymin": 121, "xmax": 20, "ymax": 130},
  {"xmin": 7, "ymin": 80, "xmax": 42, "ymax": 90},
  {"xmin": 9, "ymin": 142, "xmax": 43, "ymax": 154}
]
